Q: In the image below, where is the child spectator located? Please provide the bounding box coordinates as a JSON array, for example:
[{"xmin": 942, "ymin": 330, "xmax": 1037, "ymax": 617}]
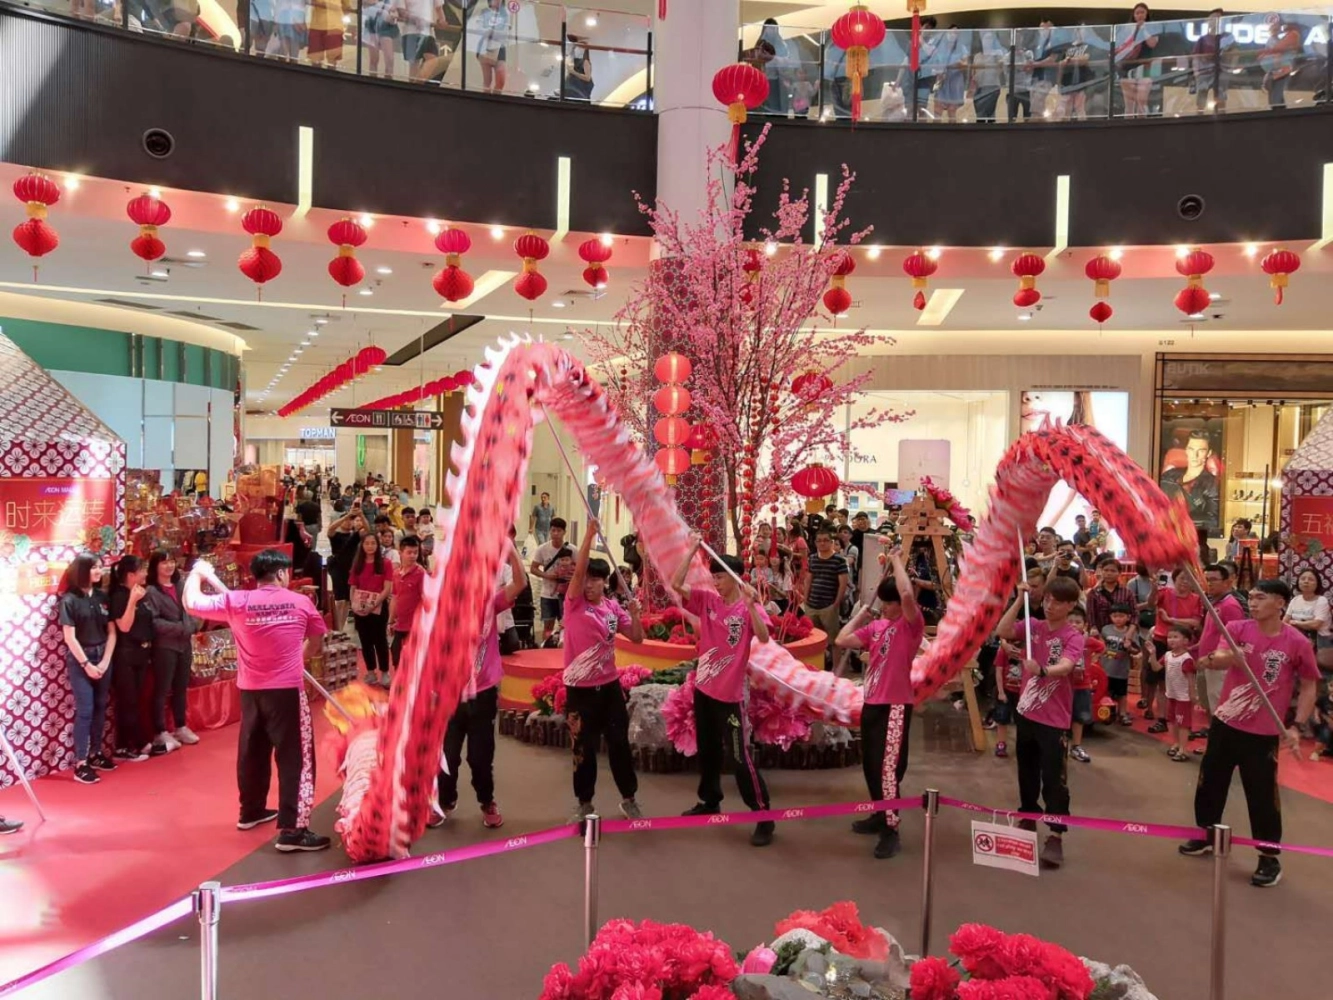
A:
[
  {"xmin": 389, "ymin": 536, "xmax": 425, "ymax": 673},
  {"xmin": 1160, "ymin": 624, "xmax": 1196, "ymax": 761},
  {"xmin": 1068, "ymin": 606, "xmax": 1105, "ymax": 764},
  {"xmin": 1101, "ymin": 604, "xmax": 1141, "ymax": 726}
]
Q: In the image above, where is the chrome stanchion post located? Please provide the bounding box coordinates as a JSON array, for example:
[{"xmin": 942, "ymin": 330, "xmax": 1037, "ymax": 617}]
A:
[
  {"xmin": 194, "ymin": 880, "xmax": 221, "ymax": 1000},
  {"xmin": 1209, "ymin": 824, "xmax": 1231, "ymax": 1000},
  {"xmin": 583, "ymin": 814, "xmax": 602, "ymax": 949},
  {"xmin": 919, "ymin": 789, "xmax": 940, "ymax": 958}
]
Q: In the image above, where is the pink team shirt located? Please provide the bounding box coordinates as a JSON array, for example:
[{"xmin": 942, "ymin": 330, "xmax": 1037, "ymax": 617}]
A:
[
  {"xmin": 1197, "ymin": 593, "xmax": 1244, "ymax": 657},
  {"xmin": 189, "ymin": 585, "xmax": 327, "ymax": 690},
  {"xmin": 562, "ymin": 592, "xmax": 632, "ymax": 687},
  {"xmin": 854, "ymin": 614, "xmax": 925, "ymax": 705},
  {"xmin": 687, "ymin": 589, "xmax": 756, "ymax": 703},
  {"xmin": 1213, "ymin": 618, "xmax": 1319, "ymax": 736},
  {"xmin": 472, "ymin": 589, "xmax": 516, "ymax": 696},
  {"xmin": 1013, "ymin": 619, "xmax": 1085, "ymax": 731}
]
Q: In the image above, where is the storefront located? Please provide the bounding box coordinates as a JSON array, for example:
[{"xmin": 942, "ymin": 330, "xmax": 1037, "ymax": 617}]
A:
[{"xmin": 1153, "ymin": 354, "xmax": 1333, "ymax": 549}]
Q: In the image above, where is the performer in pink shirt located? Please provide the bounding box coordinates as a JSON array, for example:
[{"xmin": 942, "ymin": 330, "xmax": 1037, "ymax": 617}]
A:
[
  {"xmin": 1180, "ymin": 579, "xmax": 1319, "ymax": 888},
  {"xmin": 672, "ymin": 533, "xmax": 774, "ymax": 847},
  {"xmin": 835, "ymin": 547, "xmax": 924, "ymax": 860},
  {"xmin": 563, "ymin": 519, "xmax": 645, "ymax": 823},
  {"xmin": 184, "ymin": 549, "xmax": 330, "ymax": 853}
]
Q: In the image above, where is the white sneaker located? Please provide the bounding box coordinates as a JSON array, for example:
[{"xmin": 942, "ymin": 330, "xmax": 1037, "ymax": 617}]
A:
[
  {"xmin": 157, "ymin": 730, "xmax": 182, "ymax": 753},
  {"xmin": 173, "ymin": 726, "xmax": 200, "ymax": 746}
]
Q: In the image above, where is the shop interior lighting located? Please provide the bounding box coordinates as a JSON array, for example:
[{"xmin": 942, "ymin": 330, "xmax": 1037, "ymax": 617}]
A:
[{"xmin": 376, "ymin": 266, "xmax": 392, "ymax": 275}]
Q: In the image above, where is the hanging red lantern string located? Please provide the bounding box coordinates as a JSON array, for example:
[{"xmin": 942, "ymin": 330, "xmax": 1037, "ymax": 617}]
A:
[
  {"xmin": 1173, "ymin": 248, "xmax": 1214, "ymax": 316},
  {"xmin": 326, "ymin": 217, "xmax": 367, "ymax": 304},
  {"xmin": 1260, "ymin": 248, "xmax": 1301, "ymax": 305},
  {"xmin": 685, "ymin": 423, "xmax": 719, "ymax": 466},
  {"xmin": 513, "ymin": 231, "xmax": 550, "ymax": 301},
  {"xmin": 578, "ymin": 237, "xmax": 613, "ymax": 289},
  {"xmin": 126, "ymin": 192, "xmax": 171, "ymax": 264},
  {"xmin": 1084, "ymin": 253, "xmax": 1121, "ymax": 299},
  {"xmin": 711, "ymin": 63, "xmax": 769, "ymax": 166},
  {"xmin": 237, "ymin": 205, "xmax": 283, "ymax": 298},
  {"xmin": 278, "ymin": 345, "xmax": 384, "ymax": 417},
  {"xmin": 12, "ymin": 173, "xmax": 61, "ymax": 267},
  {"xmin": 823, "ymin": 249, "xmax": 855, "ymax": 317},
  {"xmin": 434, "ymin": 227, "xmax": 475, "ymax": 303},
  {"xmin": 739, "ymin": 246, "xmax": 764, "ymax": 306},
  {"xmin": 360, "ymin": 368, "xmax": 475, "ymax": 410},
  {"xmin": 792, "ymin": 464, "xmax": 841, "ymax": 515},
  {"xmin": 1011, "ymin": 251, "xmax": 1045, "ymax": 308},
  {"xmin": 653, "ymin": 352, "xmax": 692, "ymax": 486},
  {"xmin": 830, "ymin": 4, "xmax": 887, "ymax": 122},
  {"xmin": 902, "ymin": 249, "xmax": 937, "ymax": 311},
  {"xmin": 909, "ymin": 1, "xmax": 925, "ymax": 72}
]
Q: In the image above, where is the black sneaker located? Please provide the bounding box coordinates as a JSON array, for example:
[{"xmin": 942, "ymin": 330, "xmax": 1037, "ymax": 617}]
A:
[
  {"xmin": 1179, "ymin": 839, "xmax": 1213, "ymax": 857},
  {"xmin": 113, "ymin": 747, "xmax": 150, "ymax": 763},
  {"xmin": 73, "ymin": 763, "xmax": 100, "ymax": 785},
  {"xmin": 149, "ymin": 741, "xmax": 169, "ymax": 757},
  {"xmin": 851, "ymin": 815, "xmax": 888, "ymax": 836},
  {"xmin": 88, "ymin": 753, "xmax": 117, "ymax": 772},
  {"xmin": 682, "ymin": 802, "xmax": 720, "ymax": 817},
  {"xmin": 236, "ymin": 809, "xmax": 280, "ymax": 831},
  {"xmin": 1251, "ymin": 856, "xmax": 1282, "ymax": 888},
  {"xmin": 275, "ymin": 828, "xmax": 332, "ymax": 853},
  {"xmin": 750, "ymin": 821, "xmax": 775, "ymax": 847},
  {"xmin": 874, "ymin": 829, "xmax": 902, "ymax": 859},
  {"xmin": 1147, "ymin": 721, "xmax": 1169, "ymax": 734}
]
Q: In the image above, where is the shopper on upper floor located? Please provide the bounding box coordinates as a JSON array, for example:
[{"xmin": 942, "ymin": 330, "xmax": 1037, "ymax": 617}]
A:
[
  {"xmin": 58, "ymin": 555, "xmax": 116, "ymax": 785},
  {"xmin": 1260, "ymin": 14, "xmax": 1303, "ymax": 109},
  {"xmin": 108, "ymin": 554, "xmax": 153, "ymax": 762},
  {"xmin": 1114, "ymin": 3, "xmax": 1158, "ymax": 119},
  {"xmin": 474, "ymin": 0, "xmax": 509, "ymax": 94},
  {"xmin": 142, "ymin": 550, "xmax": 201, "ymax": 753}
]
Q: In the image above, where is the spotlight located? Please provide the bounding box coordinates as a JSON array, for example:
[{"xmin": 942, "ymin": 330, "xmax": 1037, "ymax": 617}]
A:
[
  {"xmin": 988, "ymin": 247, "xmax": 1005, "ymax": 262},
  {"xmin": 225, "ymin": 197, "xmax": 240, "ymax": 212},
  {"xmin": 1108, "ymin": 247, "xmax": 1124, "ymax": 261},
  {"xmin": 600, "ymin": 232, "xmax": 614, "ymax": 247},
  {"xmin": 926, "ymin": 247, "xmax": 942, "ymax": 261},
  {"xmin": 865, "ymin": 245, "xmax": 882, "ymax": 260},
  {"xmin": 359, "ymin": 214, "xmax": 374, "ymax": 228},
  {"xmin": 186, "ymin": 249, "xmax": 206, "ymax": 259},
  {"xmin": 491, "ymin": 225, "xmax": 505, "ymax": 239},
  {"xmin": 376, "ymin": 266, "xmax": 392, "ymax": 275},
  {"xmin": 427, "ymin": 220, "xmax": 442, "ymax": 236},
  {"xmin": 764, "ymin": 241, "xmax": 778, "ymax": 256},
  {"xmin": 64, "ymin": 175, "xmax": 81, "ymax": 191}
]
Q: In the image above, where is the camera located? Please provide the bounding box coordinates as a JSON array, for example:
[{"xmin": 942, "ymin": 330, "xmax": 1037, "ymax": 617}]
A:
[
  {"xmin": 1177, "ymin": 194, "xmax": 1205, "ymax": 221},
  {"xmin": 142, "ymin": 128, "xmax": 176, "ymax": 160}
]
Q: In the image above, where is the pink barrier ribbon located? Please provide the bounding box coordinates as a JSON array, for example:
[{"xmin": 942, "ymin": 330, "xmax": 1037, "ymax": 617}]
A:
[
  {"xmin": 0, "ymin": 896, "xmax": 193, "ymax": 998},
  {"xmin": 601, "ymin": 797, "xmax": 920, "ymax": 835},
  {"xmin": 937, "ymin": 796, "xmax": 1207, "ymax": 841},
  {"xmin": 221, "ymin": 823, "xmax": 581, "ymax": 903},
  {"xmin": 1233, "ymin": 837, "xmax": 1333, "ymax": 858}
]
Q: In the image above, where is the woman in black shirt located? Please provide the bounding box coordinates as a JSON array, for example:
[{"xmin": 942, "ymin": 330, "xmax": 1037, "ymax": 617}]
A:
[
  {"xmin": 142, "ymin": 550, "xmax": 200, "ymax": 753},
  {"xmin": 108, "ymin": 555, "xmax": 153, "ymax": 761},
  {"xmin": 58, "ymin": 555, "xmax": 117, "ymax": 784}
]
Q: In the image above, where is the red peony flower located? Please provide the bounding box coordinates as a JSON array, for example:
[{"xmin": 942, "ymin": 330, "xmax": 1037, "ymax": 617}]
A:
[
  {"xmin": 949, "ymin": 923, "xmax": 1008, "ymax": 979},
  {"xmin": 690, "ymin": 986, "xmax": 736, "ymax": 1000},
  {"xmin": 958, "ymin": 975, "xmax": 1058, "ymax": 1000},
  {"xmin": 997, "ymin": 933, "xmax": 1047, "ymax": 979},
  {"xmin": 909, "ymin": 956, "xmax": 962, "ymax": 1000},
  {"xmin": 610, "ymin": 983, "xmax": 663, "ymax": 1000}
]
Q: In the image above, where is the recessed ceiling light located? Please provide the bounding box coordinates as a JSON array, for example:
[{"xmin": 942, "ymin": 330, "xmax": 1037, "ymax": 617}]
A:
[
  {"xmin": 585, "ymin": 14, "xmax": 597, "ymax": 26},
  {"xmin": 1108, "ymin": 247, "xmax": 1124, "ymax": 261},
  {"xmin": 552, "ymin": 300, "xmax": 566, "ymax": 308},
  {"xmin": 426, "ymin": 220, "xmax": 442, "ymax": 236},
  {"xmin": 988, "ymin": 247, "xmax": 1005, "ymax": 262},
  {"xmin": 308, "ymin": 329, "xmax": 319, "ymax": 337},
  {"xmin": 1188, "ymin": 312, "xmax": 1205, "ymax": 320},
  {"xmin": 313, "ymin": 317, "xmax": 328, "ymax": 326},
  {"xmin": 294, "ymin": 348, "xmax": 303, "ymax": 354},
  {"xmin": 150, "ymin": 268, "xmax": 168, "ymax": 278},
  {"xmin": 926, "ymin": 246, "xmax": 943, "ymax": 261},
  {"xmin": 359, "ymin": 288, "xmax": 373, "ymax": 296},
  {"xmin": 225, "ymin": 197, "xmax": 240, "ymax": 212},
  {"xmin": 186, "ymin": 249, "xmax": 206, "ymax": 259},
  {"xmin": 64, "ymin": 175, "xmax": 80, "ymax": 191},
  {"xmin": 561, "ymin": 332, "xmax": 574, "ymax": 340},
  {"xmin": 490, "ymin": 225, "xmax": 504, "ymax": 240},
  {"xmin": 376, "ymin": 266, "xmax": 392, "ymax": 275},
  {"xmin": 1017, "ymin": 312, "xmax": 1032, "ymax": 322},
  {"xmin": 359, "ymin": 213, "xmax": 374, "ymax": 227},
  {"xmin": 1209, "ymin": 292, "xmax": 1221, "ymax": 301},
  {"xmin": 764, "ymin": 241, "xmax": 778, "ymax": 256}
]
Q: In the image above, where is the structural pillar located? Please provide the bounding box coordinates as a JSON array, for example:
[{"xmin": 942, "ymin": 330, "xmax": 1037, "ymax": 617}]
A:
[{"xmin": 431, "ymin": 391, "xmax": 468, "ymax": 508}]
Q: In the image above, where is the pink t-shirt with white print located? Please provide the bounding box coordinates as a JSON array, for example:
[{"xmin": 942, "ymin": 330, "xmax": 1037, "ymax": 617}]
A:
[
  {"xmin": 1214, "ymin": 618, "xmax": 1319, "ymax": 736},
  {"xmin": 562, "ymin": 592, "xmax": 632, "ymax": 688},
  {"xmin": 1013, "ymin": 618, "xmax": 1085, "ymax": 731},
  {"xmin": 687, "ymin": 589, "xmax": 755, "ymax": 704},
  {"xmin": 854, "ymin": 613, "xmax": 924, "ymax": 705},
  {"xmin": 471, "ymin": 589, "xmax": 517, "ymax": 697}
]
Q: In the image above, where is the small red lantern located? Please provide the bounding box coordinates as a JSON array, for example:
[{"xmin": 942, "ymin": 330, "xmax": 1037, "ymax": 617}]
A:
[
  {"xmin": 653, "ymin": 352, "xmax": 692, "ymax": 384},
  {"xmin": 455, "ymin": 370, "xmax": 476, "ymax": 387},
  {"xmin": 434, "ymin": 265, "xmax": 475, "ymax": 302},
  {"xmin": 1012, "ymin": 251, "xmax": 1045, "ymax": 288},
  {"xmin": 1175, "ymin": 285, "xmax": 1212, "ymax": 316},
  {"xmin": 439, "ymin": 376, "xmax": 459, "ymax": 394},
  {"xmin": 792, "ymin": 370, "xmax": 834, "ymax": 402},
  {"xmin": 792, "ymin": 464, "xmax": 841, "ymax": 513},
  {"xmin": 902, "ymin": 249, "xmax": 937, "ymax": 310},
  {"xmin": 578, "ymin": 237, "xmax": 612, "ymax": 289},
  {"xmin": 823, "ymin": 286, "xmax": 852, "ymax": 316},
  {"xmin": 830, "ymin": 4, "xmax": 887, "ymax": 121},
  {"xmin": 514, "ymin": 270, "xmax": 548, "ymax": 301},
  {"xmin": 654, "ymin": 446, "xmax": 690, "ymax": 485},
  {"xmin": 238, "ymin": 205, "xmax": 283, "ymax": 292},
  {"xmin": 824, "ymin": 249, "xmax": 855, "ymax": 316},
  {"xmin": 712, "ymin": 62, "xmax": 769, "ymax": 164},
  {"xmin": 653, "ymin": 416, "xmax": 691, "ymax": 447},
  {"xmin": 1175, "ymin": 249, "xmax": 1215, "ymax": 287},
  {"xmin": 1090, "ymin": 301, "xmax": 1113, "ymax": 325},
  {"xmin": 435, "ymin": 227, "xmax": 471, "ymax": 257},
  {"xmin": 686, "ymin": 423, "xmax": 719, "ymax": 465},
  {"xmin": 653, "ymin": 384, "xmax": 691, "ymax": 416},
  {"xmin": 1013, "ymin": 287, "xmax": 1041, "ymax": 308},
  {"xmin": 327, "ymin": 217, "xmax": 367, "ymax": 293},
  {"xmin": 127, "ymin": 192, "xmax": 172, "ymax": 263},
  {"xmin": 513, "ymin": 232, "xmax": 550, "ymax": 300},
  {"xmin": 1260, "ymin": 248, "xmax": 1301, "ymax": 305},
  {"xmin": 354, "ymin": 346, "xmax": 386, "ymax": 374},
  {"xmin": 12, "ymin": 173, "xmax": 60, "ymax": 260},
  {"xmin": 1084, "ymin": 254, "xmax": 1122, "ymax": 298}
]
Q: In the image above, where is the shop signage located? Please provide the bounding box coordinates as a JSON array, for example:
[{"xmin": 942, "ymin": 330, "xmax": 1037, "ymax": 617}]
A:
[
  {"xmin": 970, "ymin": 821, "xmax": 1039, "ymax": 877},
  {"xmin": 299, "ymin": 426, "xmax": 336, "ymax": 441},
  {"xmin": 1183, "ymin": 21, "xmax": 1327, "ymax": 48},
  {"xmin": 0, "ymin": 477, "xmax": 117, "ymax": 546},
  {"xmin": 330, "ymin": 408, "xmax": 445, "ymax": 430},
  {"xmin": 1289, "ymin": 496, "xmax": 1333, "ymax": 550},
  {"xmin": 1161, "ymin": 358, "xmax": 1333, "ymax": 395}
]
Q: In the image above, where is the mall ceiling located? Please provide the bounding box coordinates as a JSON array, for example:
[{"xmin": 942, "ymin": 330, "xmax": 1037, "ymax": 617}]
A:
[{"xmin": 1, "ymin": 166, "xmax": 1330, "ymax": 413}]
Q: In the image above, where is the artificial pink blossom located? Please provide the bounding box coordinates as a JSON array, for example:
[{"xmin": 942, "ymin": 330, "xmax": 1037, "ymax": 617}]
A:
[{"xmin": 740, "ymin": 945, "xmax": 778, "ymax": 975}]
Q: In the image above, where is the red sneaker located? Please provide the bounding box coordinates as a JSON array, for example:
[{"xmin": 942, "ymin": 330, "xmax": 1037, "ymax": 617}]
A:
[{"xmin": 481, "ymin": 802, "xmax": 504, "ymax": 829}]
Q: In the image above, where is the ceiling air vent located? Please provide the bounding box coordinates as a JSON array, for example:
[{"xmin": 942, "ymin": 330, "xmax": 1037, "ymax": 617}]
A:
[
  {"xmin": 93, "ymin": 297, "xmax": 162, "ymax": 310},
  {"xmin": 165, "ymin": 309, "xmax": 224, "ymax": 322},
  {"xmin": 216, "ymin": 320, "xmax": 262, "ymax": 332}
]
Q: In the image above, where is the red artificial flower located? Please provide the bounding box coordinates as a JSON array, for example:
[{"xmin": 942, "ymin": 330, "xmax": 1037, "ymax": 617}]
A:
[
  {"xmin": 539, "ymin": 963, "xmax": 576, "ymax": 1000},
  {"xmin": 958, "ymin": 975, "xmax": 1057, "ymax": 1000},
  {"xmin": 949, "ymin": 923, "xmax": 1008, "ymax": 979},
  {"xmin": 611, "ymin": 981, "xmax": 663, "ymax": 1000},
  {"xmin": 773, "ymin": 901, "xmax": 887, "ymax": 961},
  {"xmin": 690, "ymin": 987, "xmax": 736, "ymax": 1000},
  {"xmin": 997, "ymin": 933, "xmax": 1048, "ymax": 979},
  {"xmin": 909, "ymin": 956, "xmax": 962, "ymax": 1000}
]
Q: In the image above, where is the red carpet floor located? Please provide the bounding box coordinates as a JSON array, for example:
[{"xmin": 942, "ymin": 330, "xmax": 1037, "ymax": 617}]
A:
[{"xmin": 0, "ymin": 711, "xmax": 343, "ymax": 988}]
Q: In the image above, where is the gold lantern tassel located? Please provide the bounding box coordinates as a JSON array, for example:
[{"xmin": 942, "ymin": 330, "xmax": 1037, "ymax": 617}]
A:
[{"xmin": 848, "ymin": 46, "xmax": 869, "ymax": 121}]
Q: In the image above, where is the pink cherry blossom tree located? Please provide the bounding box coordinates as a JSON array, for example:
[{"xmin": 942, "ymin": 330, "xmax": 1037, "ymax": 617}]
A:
[{"xmin": 580, "ymin": 126, "xmax": 910, "ymax": 547}]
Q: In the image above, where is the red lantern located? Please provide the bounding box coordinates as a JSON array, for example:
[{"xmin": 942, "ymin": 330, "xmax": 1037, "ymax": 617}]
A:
[
  {"xmin": 455, "ymin": 370, "xmax": 476, "ymax": 387},
  {"xmin": 711, "ymin": 63, "xmax": 769, "ymax": 164},
  {"xmin": 582, "ymin": 266, "xmax": 609, "ymax": 290},
  {"xmin": 653, "ymin": 352, "xmax": 692, "ymax": 384},
  {"xmin": 686, "ymin": 423, "xmax": 719, "ymax": 465},
  {"xmin": 354, "ymin": 346, "xmax": 387, "ymax": 374},
  {"xmin": 12, "ymin": 173, "xmax": 60, "ymax": 260},
  {"xmin": 126, "ymin": 193, "xmax": 172, "ymax": 263},
  {"xmin": 902, "ymin": 250, "xmax": 937, "ymax": 309},
  {"xmin": 653, "ymin": 416, "xmax": 691, "ymax": 447},
  {"xmin": 435, "ymin": 227, "xmax": 472, "ymax": 258},
  {"xmin": 792, "ymin": 370, "xmax": 833, "ymax": 402},
  {"xmin": 742, "ymin": 247, "xmax": 764, "ymax": 278},
  {"xmin": 792, "ymin": 464, "xmax": 841, "ymax": 499},
  {"xmin": 1260, "ymin": 248, "xmax": 1301, "ymax": 305},
  {"xmin": 434, "ymin": 265, "xmax": 475, "ymax": 302},
  {"xmin": 1013, "ymin": 287, "xmax": 1041, "ymax": 308},
  {"xmin": 1175, "ymin": 249, "xmax": 1215, "ymax": 287},
  {"xmin": 823, "ymin": 286, "xmax": 852, "ymax": 316},
  {"xmin": 830, "ymin": 5, "xmax": 887, "ymax": 121},
  {"xmin": 830, "ymin": 250, "xmax": 856, "ymax": 279},
  {"xmin": 1090, "ymin": 302, "xmax": 1113, "ymax": 325},
  {"xmin": 514, "ymin": 270, "xmax": 547, "ymax": 301},
  {"xmin": 1084, "ymin": 254, "xmax": 1122, "ymax": 298},
  {"xmin": 439, "ymin": 376, "xmax": 459, "ymax": 394},
  {"xmin": 1175, "ymin": 285, "xmax": 1212, "ymax": 316},
  {"xmin": 653, "ymin": 384, "xmax": 691, "ymax": 416},
  {"xmin": 241, "ymin": 207, "xmax": 283, "ymax": 239},
  {"xmin": 578, "ymin": 237, "xmax": 612, "ymax": 289},
  {"xmin": 327, "ymin": 217, "xmax": 368, "ymax": 293},
  {"xmin": 328, "ymin": 255, "xmax": 365, "ymax": 289},
  {"xmin": 654, "ymin": 447, "xmax": 690, "ymax": 485},
  {"xmin": 238, "ymin": 206, "xmax": 283, "ymax": 291},
  {"xmin": 1011, "ymin": 251, "xmax": 1045, "ymax": 288}
]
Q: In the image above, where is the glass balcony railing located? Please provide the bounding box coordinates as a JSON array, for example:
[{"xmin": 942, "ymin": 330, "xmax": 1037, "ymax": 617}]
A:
[
  {"xmin": 2, "ymin": 0, "xmax": 653, "ymax": 108},
  {"xmin": 740, "ymin": 10, "xmax": 1332, "ymax": 123}
]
